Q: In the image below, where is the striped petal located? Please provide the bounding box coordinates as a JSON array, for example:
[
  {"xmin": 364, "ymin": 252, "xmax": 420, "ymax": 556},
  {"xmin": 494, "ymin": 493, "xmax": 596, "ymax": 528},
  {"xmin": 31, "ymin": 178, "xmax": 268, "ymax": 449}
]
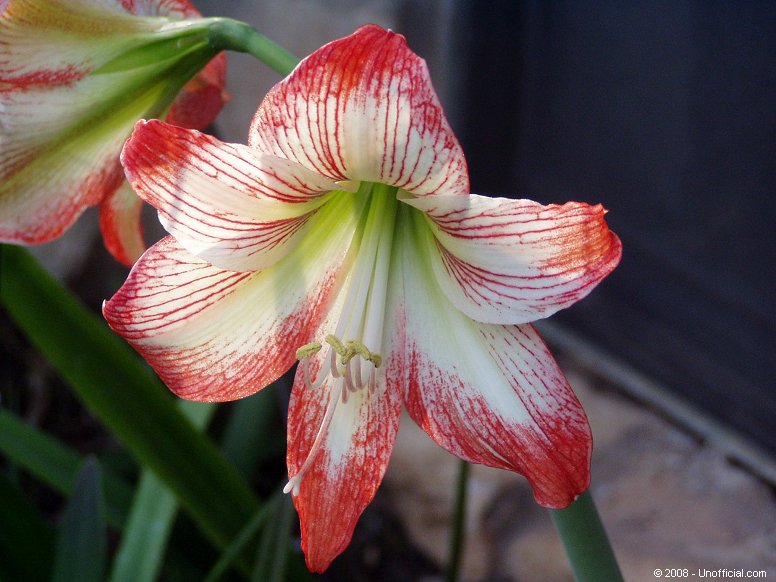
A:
[
  {"xmin": 286, "ymin": 299, "xmax": 403, "ymax": 572},
  {"xmin": 165, "ymin": 52, "xmax": 229, "ymax": 130},
  {"xmin": 0, "ymin": 0, "xmax": 226, "ymax": 247},
  {"xmin": 122, "ymin": 120, "xmax": 345, "ymax": 272},
  {"xmin": 250, "ymin": 24, "xmax": 468, "ymax": 197},
  {"xmin": 99, "ymin": 181, "xmax": 146, "ymax": 267},
  {"xmin": 103, "ymin": 191, "xmax": 364, "ymax": 401},
  {"xmin": 394, "ymin": 211, "xmax": 591, "ymax": 508},
  {"xmin": 0, "ymin": 74, "xmax": 135, "ymax": 243},
  {"xmin": 402, "ymin": 194, "xmax": 622, "ymax": 324}
]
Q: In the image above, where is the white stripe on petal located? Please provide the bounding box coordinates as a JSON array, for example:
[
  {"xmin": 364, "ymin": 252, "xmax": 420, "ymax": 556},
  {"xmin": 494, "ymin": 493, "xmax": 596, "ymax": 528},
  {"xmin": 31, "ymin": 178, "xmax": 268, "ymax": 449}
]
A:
[{"xmin": 402, "ymin": 193, "xmax": 622, "ymax": 324}]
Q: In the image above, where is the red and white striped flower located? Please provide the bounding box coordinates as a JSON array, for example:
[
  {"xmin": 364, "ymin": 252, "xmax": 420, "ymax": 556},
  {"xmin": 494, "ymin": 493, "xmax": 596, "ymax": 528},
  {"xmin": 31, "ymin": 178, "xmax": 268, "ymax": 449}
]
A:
[
  {"xmin": 104, "ymin": 24, "xmax": 621, "ymax": 572},
  {"xmin": 0, "ymin": 0, "xmax": 227, "ymax": 266}
]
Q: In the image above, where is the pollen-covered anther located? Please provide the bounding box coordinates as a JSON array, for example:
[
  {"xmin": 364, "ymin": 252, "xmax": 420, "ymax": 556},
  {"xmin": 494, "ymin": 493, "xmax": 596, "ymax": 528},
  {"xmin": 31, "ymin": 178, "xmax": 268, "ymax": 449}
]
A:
[
  {"xmin": 296, "ymin": 342, "xmax": 322, "ymax": 360},
  {"xmin": 297, "ymin": 334, "xmax": 382, "ymax": 393},
  {"xmin": 285, "ymin": 335, "xmax": 383, "ymax": 497}
]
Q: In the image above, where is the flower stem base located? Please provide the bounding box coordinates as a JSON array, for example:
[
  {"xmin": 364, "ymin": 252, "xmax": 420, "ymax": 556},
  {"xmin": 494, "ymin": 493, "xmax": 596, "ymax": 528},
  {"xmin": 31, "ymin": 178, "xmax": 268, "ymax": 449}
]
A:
[{"xmin": 549, "ymin": 490, "xmax": 623, "ymax": 582}]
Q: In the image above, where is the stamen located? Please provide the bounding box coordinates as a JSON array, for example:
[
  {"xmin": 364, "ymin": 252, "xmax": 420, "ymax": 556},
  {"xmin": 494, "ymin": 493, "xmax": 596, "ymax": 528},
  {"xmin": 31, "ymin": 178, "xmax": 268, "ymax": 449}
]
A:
[
  {"xmin": 283, "ymin": 376, "xmax": 344, "ymax": 496},
  {"xmin": 349, "ymin": 357, "xmax": 364, "ymax": 390},
  {"xmin": 287, "ymin": 335, "xmax": 384, "ymax": 495},
  {"xmin": 329, "ymin": 348, "xmax": 341, "ymax": 379},
  {"xmin": 295, "ymin": 342, "xmax": 322, "ymax": 360}
]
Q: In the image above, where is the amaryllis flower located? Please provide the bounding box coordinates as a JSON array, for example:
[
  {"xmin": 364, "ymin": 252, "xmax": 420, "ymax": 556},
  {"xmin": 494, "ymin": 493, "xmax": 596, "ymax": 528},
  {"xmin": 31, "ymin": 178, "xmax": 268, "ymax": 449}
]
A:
[
  {"xmin": 104, "ymin": 24, "xmax": 621, "ymax": 571},
  {"xmin": 0, "ymin": 0, "xmax": 227, "ymax": 266}
]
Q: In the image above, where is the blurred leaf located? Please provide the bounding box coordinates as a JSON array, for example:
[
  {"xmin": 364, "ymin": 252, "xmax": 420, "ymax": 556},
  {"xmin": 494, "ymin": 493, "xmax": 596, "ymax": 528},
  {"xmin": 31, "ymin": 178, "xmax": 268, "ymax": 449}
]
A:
[
  {"xmin": 204, "ymin": 494, "xmax": 278, "ymax": 582},
  {"xmin": 221, "ymin": 385, "xmax": 282, "ymax": 478},
  {"xmin": 109, "ymin": 401, "xmax": 216, "ymax": 582},
  {"xmin": 0, "ymin": 472, "xmax": 54, "ymax": 581},
  {"xmin": 52, "ymin": 457, "xmax": 106, "ymax": 582},
  {"xmin": 252, "ymin": 493, "xmax": 296, "ymax": 582},
  {"xmin": 0, "ymin": 408, "xmax": 132, "ymax": 527},
  {"xmin": 264, "ymin": 493, "xmax": 296, "ymax": 582},
  {"xmin": 0, "ymin": 246, "xmax": 258, "ymax": 549}
]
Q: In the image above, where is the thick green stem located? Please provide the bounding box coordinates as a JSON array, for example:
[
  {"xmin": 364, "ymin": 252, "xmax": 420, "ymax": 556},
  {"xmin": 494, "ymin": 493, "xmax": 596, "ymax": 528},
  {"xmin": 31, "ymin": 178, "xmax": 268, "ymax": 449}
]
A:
[
  {"xmin": 549, "ymin": 490, "xmax": 623, "ymax": 582},
  {"xmin": 207, "ymin": 18, "xmax": 299, "ymax": 76},
  {"xmin": 445, "ymin": 459, "xmax": 470, "ymax": 582}
]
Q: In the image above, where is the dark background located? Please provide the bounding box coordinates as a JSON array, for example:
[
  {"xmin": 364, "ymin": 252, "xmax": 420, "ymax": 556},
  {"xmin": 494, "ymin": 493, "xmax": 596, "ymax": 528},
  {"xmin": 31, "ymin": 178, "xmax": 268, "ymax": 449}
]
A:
[{"xmin": 436, "ymin": 1, "xmax": 776, "ymax": 454}]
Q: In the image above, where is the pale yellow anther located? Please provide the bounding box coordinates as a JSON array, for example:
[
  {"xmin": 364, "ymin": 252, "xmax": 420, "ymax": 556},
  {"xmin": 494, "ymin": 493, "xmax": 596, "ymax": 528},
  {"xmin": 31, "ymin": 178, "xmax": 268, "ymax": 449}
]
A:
[
  {"xmin": 322, "ymin": 335, "xmax": 383, "ymax": 368},
  {"xmin": 324, "ymin": 334, "xmax": 346, "ymax": 355},
  {"xmin": 346, "ymin": 340, "xmax": 382, "ymax": 368},
  {"xmin": 295, "ymin": 342, "xmax": 322, "ymax": 360}
]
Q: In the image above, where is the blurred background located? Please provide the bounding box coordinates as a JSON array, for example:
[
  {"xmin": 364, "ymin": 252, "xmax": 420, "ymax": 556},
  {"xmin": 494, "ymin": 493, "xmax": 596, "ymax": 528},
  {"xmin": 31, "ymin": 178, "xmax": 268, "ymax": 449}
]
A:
[{"xmin": 3, "ymin": 1, "xmax": 775, "ymax": 580}]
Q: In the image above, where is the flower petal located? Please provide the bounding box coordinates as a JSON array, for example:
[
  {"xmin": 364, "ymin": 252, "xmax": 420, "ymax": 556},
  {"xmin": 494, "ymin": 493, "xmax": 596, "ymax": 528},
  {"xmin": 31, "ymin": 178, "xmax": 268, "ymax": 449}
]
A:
[
  {"xmin": 0, "ymin": 0, "xmax": 225, "ymax": 246},
  {"xmin": 0, "ymin": 77, "xmax": 132, "ymax": 243},
  {"xmin": 103, "ymin": 192, "xmax": 364, "ymax": 401},
  {"xmin": 286, "ymin": 296, "xmax": 403, "ymax": 572},
  {"xmin": 250, "ymin": 24, "xmax": 468, "ymax": 197},
  {"xmin": 165, "ymin": 52, "xmax": 229, "ymax": 130},
  {"xmin": 402, "ymin": 194, "xmax": 622, "ymax": 324},
  {"xmin": 122, "ymin": 119, "xmax": 345, "ymax": 272},
  {"xmin": 392, "ymin": 211, "xmax": 591, "ymax": 508},
  {"xmin": 99, "ymin": 181, "xmax": 146, "ymax": 267}
]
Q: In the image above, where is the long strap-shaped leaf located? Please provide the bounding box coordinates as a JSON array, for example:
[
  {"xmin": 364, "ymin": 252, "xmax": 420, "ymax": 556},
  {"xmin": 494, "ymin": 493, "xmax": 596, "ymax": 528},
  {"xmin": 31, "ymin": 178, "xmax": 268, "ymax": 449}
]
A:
[
  {"xmin": 0, "ymin": 245, "xmax": 259, "ymax": 549},
  {"xmin": 109, "ymin": 401, "xmax": 216, "ymax": 582},
  {"xmin": 0, "ymin": 471, "xmax": 55, "ymax": 582},
  {"xmin": 52, "ymin": 457, "xmax": 107, "ymax": 582},
  {"xmin": 0, "ymin": 408, "xmax": 133, "ymax": 527}
]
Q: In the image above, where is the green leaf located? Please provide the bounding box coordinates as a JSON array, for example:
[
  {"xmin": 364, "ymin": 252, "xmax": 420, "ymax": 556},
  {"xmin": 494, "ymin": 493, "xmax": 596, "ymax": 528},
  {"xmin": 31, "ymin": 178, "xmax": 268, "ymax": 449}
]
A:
[
  {"xmin": 0, "ymin": 472, "xmax": 54, "ymax": 582},
  {"xmin": 109, "ymin": 401, "xmax": 216, "ymax": 582},
  {"xmin": 0, "ymin": 408, "xmax": 132, "ymax": 527},
  {"xmin": 0, "ymin": 246, "xmax": 258, "ymax": 549},
  {"xmin": 52, "ymin": 457, "xmax": 107, "ymax": 582},
  {"xmin": 251, "ymin": 494, "xmax": 296, "ymax": 582},
  {"xmin": 220, "ymin": 386, "xmax": 282, "ymax": 479},
  {"xmin": 204, "ymin": 495, "xmax": 277, "ymax": 582}
]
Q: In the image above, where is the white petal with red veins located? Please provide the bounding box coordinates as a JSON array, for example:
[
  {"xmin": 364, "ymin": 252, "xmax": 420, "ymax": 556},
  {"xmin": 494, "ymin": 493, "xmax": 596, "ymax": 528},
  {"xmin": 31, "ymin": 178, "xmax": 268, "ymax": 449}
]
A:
[
  {"xmin": 0, "ymin": 0, "xmax": 225, "ymax": 247},
  {"xmin": 0, "ymin": 72, "xmax": 150, "ymax": 242},
  {"xmin": 99, "ymin": 181, "xmax": 146, "ymax": 267},
  {"xmin": 103, "ymin": 191, "xmax": 366, "ymax": 401},
  {"xmin": 122, "ymin": 120, "xmax": 346, "ymax": 272},
  {"xmin": 392, "ymin": 207, "xmax": 591, "ymax": 508},
  {"xmin": 286, "ymin": 302, "xmax": 402, "ymax": 572},
  {"xmin": 402, "ymin": 193, "xmax": 622, "ymax": 324},
  {"xmin": 250, "ymin": 24, "xmax": 469, "ymax": 197}
]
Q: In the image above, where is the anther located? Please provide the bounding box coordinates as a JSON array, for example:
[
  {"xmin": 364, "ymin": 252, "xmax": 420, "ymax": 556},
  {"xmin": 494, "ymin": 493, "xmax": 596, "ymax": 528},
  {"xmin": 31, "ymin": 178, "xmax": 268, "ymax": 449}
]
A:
[{"xmin": 296, "ymin": 342, "xmax": 322, "ymax": 360}]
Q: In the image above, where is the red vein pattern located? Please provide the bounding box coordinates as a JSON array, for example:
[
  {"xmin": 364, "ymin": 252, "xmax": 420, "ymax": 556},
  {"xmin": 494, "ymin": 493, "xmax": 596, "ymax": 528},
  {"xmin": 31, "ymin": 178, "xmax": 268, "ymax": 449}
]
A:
[
  {"xmin": 250, "ymin": 24, "xmax": 469, "ymax": 197},
  {"xmin": 122, "ymin": 120, "xmax": 339, "ymax": 271},
  {"xmin": 0, "ymin": 0, "xmax": 226, "ymax": 264},
  {"xmin": 407, "ymin": 195, "xmax": 622, "ymax": 323},
  {"xmin": 103, "ymin": 235, "xmax": 351, "ymax": 401},
  {"xmin": 287, "ymin": 305, "xmax": 403, "ymax": 572},
  {"xmin": 395, "ymin": 226, "xmax": 591, "ymax": 507}
]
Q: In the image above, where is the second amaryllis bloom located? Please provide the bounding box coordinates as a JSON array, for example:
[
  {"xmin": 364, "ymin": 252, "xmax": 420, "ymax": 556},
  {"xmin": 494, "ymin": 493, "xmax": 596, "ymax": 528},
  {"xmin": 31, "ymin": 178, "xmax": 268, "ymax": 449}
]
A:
[
  {"xmin": 0, "ymin": 0, "xmax": 227, "ymax": 266},
  {"xmin": 104, "ymin": 24, "xmax": 621, "ymax": 572}
]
